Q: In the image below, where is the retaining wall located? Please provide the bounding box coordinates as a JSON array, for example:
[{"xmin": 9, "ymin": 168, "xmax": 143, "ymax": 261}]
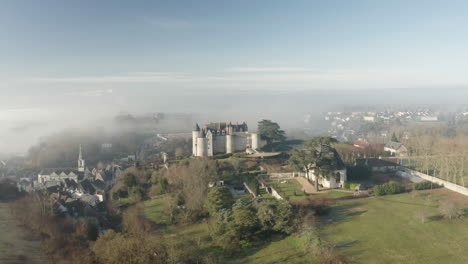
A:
[
  {"xmin": 268, "ymin": 172, "xmax": 305, "ymax": 178},
  {"xmin": 243, "ymin": 182, "xmax": 257, "ymax": 198},
  {"xmin": 402, "ymin": 168, "xmax": 468, "ymax": 196}
]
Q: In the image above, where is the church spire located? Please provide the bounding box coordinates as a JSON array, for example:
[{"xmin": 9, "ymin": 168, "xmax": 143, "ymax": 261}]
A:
[{"xmin": 78, "ymin": 144, "xmax": 85, "ymax": 172}]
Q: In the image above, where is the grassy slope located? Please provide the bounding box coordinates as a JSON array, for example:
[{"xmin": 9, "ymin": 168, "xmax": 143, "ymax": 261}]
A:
[
  {"xmin": 0, "ymin": 203, "xmax": 45, "ymax": 263},
  {"xmin": 322, "ymin": 191, "xmax": 468, "ymax": 264},
  {"xmin": 144, "ymin": 195, "xmax": 314, "ymax": 263}
]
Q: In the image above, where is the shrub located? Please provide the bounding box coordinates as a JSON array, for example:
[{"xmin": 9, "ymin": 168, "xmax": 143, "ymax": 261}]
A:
[
  {"xmin": 129, "ymin": 186, "xmax": 145, "ymax": 201},
  {"xmin": 0, "ymin": 179, "xmax": 23, "ymax": 201},
  {"xmin": 339, "ymin": 193, "xmax": 370, "ymax": 200},
  {"xmin": 113, "ymin": 189, "xmax": 128, "ymax": 200},
  {"xmin": 439, "ymin": 200, "xmax": 463, "ymax": 220},
  {"xmin": 256, "ymin": 200, "xmax": 294, "ymax": 234},
  {"xmin": 373, "ymin": 182, "xmax": 404, "ymax": 196},
  {"xmin": 291, "ymin": 196, "xmax": 332, "ymax": 216},
  {"xmin": 413, "ymin": 181, "xmax": 442, "ymax": 190},
  {"xmin": 157, "ymin": 177, "xmax": 169, "ymax": 194},
  {"xmin": 123, "ymin": 173, "xmax": 138, "ymax": 187},
  {"xmin": 213, "ymin": 153, "xmax": 232, "ymax": 159},
  {"xmin": 343, "ymin": 182, "xmax": 360, "ymax": 191}
]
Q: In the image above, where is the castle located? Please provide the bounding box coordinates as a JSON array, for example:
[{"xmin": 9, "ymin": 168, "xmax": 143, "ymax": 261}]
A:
[{"xmin": 192, "ymin": 122, "xmax": 260, "ymax": 157}]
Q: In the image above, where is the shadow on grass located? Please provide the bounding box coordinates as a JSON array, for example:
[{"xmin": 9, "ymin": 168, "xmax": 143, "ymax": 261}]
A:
[
  {"xmin": 320, "ymin": 202, "xmax": 367, "ymax": 227},
  {"xmin": 427, "ymin": 215, "xmax": 444, "ymax": 221},
  {"xmin": 334, "ymin": 240, "xmax": 358, "ymax": 248},
  {"xmin": 228, "ymin": 234, "xmax": 307, "ymax": 263},
  {"xmin": 376, "ymin": 197, "xmax": 438, "ymax": 208}
]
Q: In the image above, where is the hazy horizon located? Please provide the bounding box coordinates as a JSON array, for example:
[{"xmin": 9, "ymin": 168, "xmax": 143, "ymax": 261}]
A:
[{"xmin": 2, "ymin": 0, "xmax": 468, "ymax": 154}]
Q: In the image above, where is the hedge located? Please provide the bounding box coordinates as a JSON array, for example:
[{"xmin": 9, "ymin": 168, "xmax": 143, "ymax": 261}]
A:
[
  {"xmin": 373, "ymin": 182, "xmax": 405, "ymax": 196},
  {"xmin": 413, "ymin": 181, "xmax": 442, "ymax": 190},
  {"xmin": 343, "ymin": 182, "xmax": 361, "ymax": 190}
]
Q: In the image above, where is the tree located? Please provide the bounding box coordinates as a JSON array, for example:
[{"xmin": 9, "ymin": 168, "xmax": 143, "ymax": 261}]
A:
[
  {"xmin": 92, "ymin": 230, "xmax": 167, "ymax": 264},
  {"xmin": 124, "ymin": 173, "xmax": 138, "ymax": 188},
  {"xmin": 439, "ymin": 200, "xmax": 463, "ymax": 220},
  {"xmin": 157, "ymin": 177, "xmax": 169, "ymax": 194},
  {"xmin": 232, "ymin": 202, "xmax": 259, "ymax": 238},
  {"xmin": 391, "ymin": 132, "xmax": 399, "ymax": 142},
  {"xmin": 288, "ymin": 136, "xmax": 338, "ymax": 191},
  {"xmin": 165, "ymin": 159, "xmax": 218, "ymax": 216},
  {"xmin": 256, "ymin": 200, "xmax": 294, "ymax": 234},
  {"xmin": 257, "ymin": 120, "xmax": 286, "ymax": 147},
  {"xmin": 206, "ymin": 186, "xmax": 234, "ymax": 215},
  {"xmin": 208, "ymin": 209, "xmax": 241, "ymax": 254}
]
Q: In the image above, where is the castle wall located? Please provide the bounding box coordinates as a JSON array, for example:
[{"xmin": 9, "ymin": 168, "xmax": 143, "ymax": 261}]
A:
[
  {"xmin": 232, "ymin": 134, "xmax": 248, "ymax": 152},
  {"xmin": 213, "ymin": 135, "xmax": 226, "ymax": 154}
]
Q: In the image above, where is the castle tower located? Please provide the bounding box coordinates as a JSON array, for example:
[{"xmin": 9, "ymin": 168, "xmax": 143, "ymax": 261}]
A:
[
  {"xmin": 196, "ymin": 129, "xmax": 207, "ymax": 157},
  {"xmin": 251, "ymin": 133, "xmax": 260, "ymax": 150},
  {"xmin": 78, "ymin": 144, "xmax": 85, "ymax": 172},
  {"xmin": 192, "ymin": 123, "xmax": 200, "ymax": 156},
  {"xmin": 226, "ymin": 134, "xmax": 233, "ymax": 154}
]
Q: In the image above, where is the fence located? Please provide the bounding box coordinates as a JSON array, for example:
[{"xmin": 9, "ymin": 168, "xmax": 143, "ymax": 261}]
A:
[{"xmin": 402, "ymin": 168, "xmax": 468, "ymax": 196}]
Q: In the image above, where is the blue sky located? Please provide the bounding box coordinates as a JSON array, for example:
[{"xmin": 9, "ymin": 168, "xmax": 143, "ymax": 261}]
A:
[
  {"xmin": 1, "ymin": 0, "xmax": 468, "ymax": 102},
  {"xmin": 1, "ymin": 0, "xmax": 468, "ymax": 153}
]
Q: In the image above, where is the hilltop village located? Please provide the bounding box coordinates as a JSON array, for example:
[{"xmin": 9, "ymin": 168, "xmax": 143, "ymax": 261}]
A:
[{"xmin": 1, "ymin": 115, "xmax": 468, "ymax": 264}]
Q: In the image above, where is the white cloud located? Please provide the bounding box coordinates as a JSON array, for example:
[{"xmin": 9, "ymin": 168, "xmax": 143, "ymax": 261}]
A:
[
  {"xmin": 25, "ymin": 67, "xmax": 468, "ymax": 90},
  {"xmin": 228, "ymin": 67, "xmax": 316, "ymax": 73},
  {"xmin": 66, "ymin": 89, "xmax": 113, "ymax": 97},
  {"xmin": 31, "ymin": 72, "xmax": 187, "ymax": 83}
]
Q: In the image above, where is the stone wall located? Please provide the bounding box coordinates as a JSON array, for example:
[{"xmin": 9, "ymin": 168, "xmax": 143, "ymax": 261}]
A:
[
  {"xmin": 270, "ymin": 187, "xmax": 284, "ymax": 200},
  {"xmin": 403, "ymin": 168, "xmax": 468, "ymax": 196},
  {"xmin": 233, "ymin": 134, "xmax": 248, "ymax": 152},
  {"xmin": 213, "ymin": 135, "xmax": 226, "ymax": 154},
  {"xmin": 243, "ymin": 182, "xmax": 257, "ymax": 198},
  {"xmin": 268, "ymin": 172, "xmax": 305, "ymax": 178}
]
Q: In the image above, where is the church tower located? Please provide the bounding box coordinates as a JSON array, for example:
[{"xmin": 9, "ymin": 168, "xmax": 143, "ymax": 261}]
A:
[{"xmin": 78, "ymin": 144, "xmax": 85, "ymax": 172}]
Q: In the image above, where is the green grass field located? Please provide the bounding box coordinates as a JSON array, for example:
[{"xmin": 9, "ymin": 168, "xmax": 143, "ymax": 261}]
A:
[
  {"xmin": 144, "ymin": 195, "xmax": 172, "ymax": 225},
  {"xmin": 145, "ymin": 188, "xmax": 468, "ymax": 263},
  {"xmin": 322, "ymin": 190, "xmax": 468, "ymax": 264},
  {"xmin": 266, "ymin": 178, "xmax": 305, "ymax": 199}
]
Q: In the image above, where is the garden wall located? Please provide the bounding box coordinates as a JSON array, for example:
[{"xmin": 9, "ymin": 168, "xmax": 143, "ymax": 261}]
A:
[{"xmin": 402, "ymin": 168, "xmax": 468, "ymax": 196}]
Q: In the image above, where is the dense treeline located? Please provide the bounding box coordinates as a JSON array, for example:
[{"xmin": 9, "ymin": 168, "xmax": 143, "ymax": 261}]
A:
[{"xmin": 398, "ymin": 124, "xmax": 468, "ymax": 186}]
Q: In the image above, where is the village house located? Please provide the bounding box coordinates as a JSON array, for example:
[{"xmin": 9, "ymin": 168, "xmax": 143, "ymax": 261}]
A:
[
  {"xmin": 359, "ymin": 158, "xmax": 400, "ymax": 172},
  {"xmin": 384, "ymin": 141, "xmax": 408, "ymax": 157},
  {"xmin": 33, "ymin": 145, "xmax": 120, "ymax": 212},
  {"xmin": 305, "ymin": 149, "xmax": 347, "ymax": 189}
]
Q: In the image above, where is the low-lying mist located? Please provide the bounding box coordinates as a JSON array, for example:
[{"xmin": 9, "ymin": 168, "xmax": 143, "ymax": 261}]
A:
[{"xmin": 1, "ymin": 87, "xmax": 467, "ymax": 157}]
